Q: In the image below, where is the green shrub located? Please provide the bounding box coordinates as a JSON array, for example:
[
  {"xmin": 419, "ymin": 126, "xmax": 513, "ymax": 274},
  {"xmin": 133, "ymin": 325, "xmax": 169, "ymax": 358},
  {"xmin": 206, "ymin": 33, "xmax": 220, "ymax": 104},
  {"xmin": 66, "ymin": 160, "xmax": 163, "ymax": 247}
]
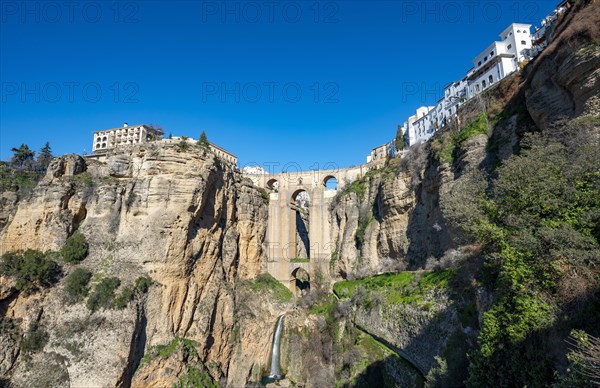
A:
[
  {"xmin": 20, "ymin": 322, "xmax": 49, "ymax": 354},
  {"xmin": 333, "ymin": 270, "xmax": 452, "ymax": 306},
  {"xmin": 0, "ymin": 162, "xmax": 42, "ymax": 196},
  {"xmin": 86, "ymin": 277, "xmax": 121, "ymax": 312},
  {"xmin": 258, "ymin": 187, "xmax": 270, "ymax": 205},
  {"xmin": 60, "ymin": 231, "xmax": 89, "ymax": 264},
  {"xmin": 64, "ymin": 268, "xmax": 93, "ymax": 300},
  {"xmin": 355, "ymin": 215, "xmax": 374, "ymax": 247},
  {"xmin": 434, "ymin": 112, "xmax": 489, "ymax": 164},
  {"xmin": 246, "ymin": 273, "xmax": 293, "ymax": 302},
  {"xmin": 176, "ymin": 139, "xmax": 191, "ymax": 152},
  {"xmin": 0, "ymin": 250, "xmax": 61, "ymax": 294},
  {"xmin": 345, "ymin": 180, "xmax": 366, "ymax": 201},
  {"xmin": 135, "ymin": 276, "xmax": 153, "ymax": 293},
  {"xmin": 174, "ymin": 366, "xmax": 219, "ymax": 388},
  {"xmin": 290, "ymin": 258, "xmax": 310, "ymax": 263},
  {"xmin": 113, "ymin": 286, "xmax": 134, "ymax": 309},
  {"xmin": 141, "ymin": 337, "xmax": 199, "ymax": 366}
]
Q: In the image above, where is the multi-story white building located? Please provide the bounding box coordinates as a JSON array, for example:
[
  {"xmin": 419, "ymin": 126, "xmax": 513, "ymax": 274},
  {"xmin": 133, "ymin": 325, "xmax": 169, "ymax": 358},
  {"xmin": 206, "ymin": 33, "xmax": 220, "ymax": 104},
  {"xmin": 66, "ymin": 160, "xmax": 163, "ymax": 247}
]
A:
[
  {"xmin": 90, "ymin": 123, "xmax": 237, "ymax": 165},
  {"xmin": 92, "ymin": 123, "xmax": 163, "ymax": 152},
  {"xmin": 399, "ymin": 22, "xmax": 537, "ymax": 148},
  {"xmin": 467, "ymin": 23, "xmax": 533, "ymax": 97},
  {"xmin": 371, "ymin": 2, "xmax": 570, "ymax": 156},
  {"xmin": 402, "ymin": 106, "xmax": 435, "ymax": 146}
]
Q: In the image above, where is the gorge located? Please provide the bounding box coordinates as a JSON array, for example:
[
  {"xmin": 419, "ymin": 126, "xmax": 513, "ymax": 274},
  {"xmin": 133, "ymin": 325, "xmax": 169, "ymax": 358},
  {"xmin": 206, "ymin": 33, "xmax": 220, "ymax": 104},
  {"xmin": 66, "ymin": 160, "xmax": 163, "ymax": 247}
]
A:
[{"xmin": 1, "ymin": 1, "xmax": 600, "ymax": 387}]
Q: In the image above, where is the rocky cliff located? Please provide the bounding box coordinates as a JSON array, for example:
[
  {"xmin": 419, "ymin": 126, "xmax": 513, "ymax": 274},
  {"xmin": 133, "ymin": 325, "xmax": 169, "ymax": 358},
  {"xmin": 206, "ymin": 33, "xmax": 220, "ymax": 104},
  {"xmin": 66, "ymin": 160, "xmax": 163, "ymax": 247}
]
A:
[{"xmin": 0, "ymin": 144, "xmax": 273, "ymax": 387}]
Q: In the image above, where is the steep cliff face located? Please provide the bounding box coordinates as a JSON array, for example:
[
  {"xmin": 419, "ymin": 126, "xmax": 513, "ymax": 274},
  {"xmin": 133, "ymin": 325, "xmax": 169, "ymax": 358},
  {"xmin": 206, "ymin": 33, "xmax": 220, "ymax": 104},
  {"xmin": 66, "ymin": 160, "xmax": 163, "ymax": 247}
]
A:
[
  {"xmin": 0, "ymin": 144, "xmax": 269, "ymax": 386},
  {"xmin": 525, "ymin": 1, "xmax": 600, "ymax": 129},
  {"xmin": 330, "ymin": 149, "xmax": 459, "ymax": 279},
  {"xmin": 326, "ymin": 3, "xmax": 599, "ymax": 385}
]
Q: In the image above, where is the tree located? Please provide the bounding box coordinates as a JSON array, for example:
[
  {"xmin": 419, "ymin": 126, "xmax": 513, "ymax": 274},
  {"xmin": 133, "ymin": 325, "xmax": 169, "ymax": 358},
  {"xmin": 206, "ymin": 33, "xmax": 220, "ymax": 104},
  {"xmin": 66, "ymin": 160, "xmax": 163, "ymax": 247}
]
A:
[
  {"xmin": 197, "ymin": 131, "xmax": 210, "ymax": 148},
  {"xmin": 60, "ymin": 231, "xmax": 89, "ymax": 264},
  {"xmin": 168, "ymin": 132, "xmax": 173, "ymax": 139},
  {"xmin": 37, "ymin": 142, "xmax": 53, "ymax": 171},
  {"xmin": 395, "ymin": 125, "xmax": 404, "ymax": 151},
  {"xmin": 10, "ymin": 144, "xmax": 35, "ymax": 170}
]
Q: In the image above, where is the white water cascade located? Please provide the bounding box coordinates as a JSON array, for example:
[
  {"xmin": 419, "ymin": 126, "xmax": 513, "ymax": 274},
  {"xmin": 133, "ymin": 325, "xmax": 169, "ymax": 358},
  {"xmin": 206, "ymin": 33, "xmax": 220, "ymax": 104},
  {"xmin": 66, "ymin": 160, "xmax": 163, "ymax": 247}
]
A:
[{"xmin": 268, "ymin": 315, "xmax": 285, "ymax": 379}]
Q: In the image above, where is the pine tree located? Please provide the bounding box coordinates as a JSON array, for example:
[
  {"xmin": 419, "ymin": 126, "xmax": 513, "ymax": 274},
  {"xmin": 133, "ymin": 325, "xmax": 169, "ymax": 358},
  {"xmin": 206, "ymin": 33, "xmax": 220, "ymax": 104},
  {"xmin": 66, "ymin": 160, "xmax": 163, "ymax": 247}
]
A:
[
  {"xmin": 395, "ymin": 125, "xmax": 404, "ymax": 151},
  {"xmin": 37, "ymin": 142, "xmax": 53, "ymax": 171},
  {"xmin": 10, "ymin": 144, "xmax": 35, "ymax": 170},
  {"xmin": 197, "ymin": 131, "xmax": 210, "ymax": 148}
]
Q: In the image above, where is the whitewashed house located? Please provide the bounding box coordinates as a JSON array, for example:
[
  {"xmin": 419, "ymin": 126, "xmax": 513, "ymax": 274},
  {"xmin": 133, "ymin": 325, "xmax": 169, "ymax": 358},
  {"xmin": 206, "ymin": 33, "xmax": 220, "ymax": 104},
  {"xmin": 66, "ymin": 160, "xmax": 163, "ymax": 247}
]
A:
[
  {"xmin": 468, "ymin": 23, "xmax": 533, "ymax": 97},
  {"xmin": 403, "ymin": 106, "xmax": 435, "ymax": 146}
]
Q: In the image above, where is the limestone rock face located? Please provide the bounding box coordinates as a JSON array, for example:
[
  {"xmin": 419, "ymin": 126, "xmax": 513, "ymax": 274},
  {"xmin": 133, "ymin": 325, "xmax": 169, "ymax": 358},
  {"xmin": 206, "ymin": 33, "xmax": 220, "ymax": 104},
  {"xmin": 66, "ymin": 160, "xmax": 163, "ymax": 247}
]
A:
[
  {"xmin": 352, "ymin": 289, "xmax": 459, "ymax": 375},
  {"xmin": 0, "ymin": 191, "xmax": 18, "ymax": 233},
  {"xmin": 525, "ymin": 4, "xmax": 600, "ymax": 129},
  {"xmin": 330, "ymin": 149, "xmax": 456, "ymax": 279},
  {"xmin": 42, "ymin": 154, "xmax": 87, "ymax": 182},
  {"xmin": 0, "ymin": 144, "xmax": 269, "ymax": 386}
]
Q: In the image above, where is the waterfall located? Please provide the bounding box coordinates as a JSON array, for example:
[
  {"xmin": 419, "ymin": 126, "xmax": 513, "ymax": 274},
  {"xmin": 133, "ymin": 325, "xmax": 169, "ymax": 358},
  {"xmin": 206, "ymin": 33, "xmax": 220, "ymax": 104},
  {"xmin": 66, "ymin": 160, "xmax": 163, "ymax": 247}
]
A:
[{"xmin": 268, "ymin": 315, "xmax": 285, "ymax": 379}]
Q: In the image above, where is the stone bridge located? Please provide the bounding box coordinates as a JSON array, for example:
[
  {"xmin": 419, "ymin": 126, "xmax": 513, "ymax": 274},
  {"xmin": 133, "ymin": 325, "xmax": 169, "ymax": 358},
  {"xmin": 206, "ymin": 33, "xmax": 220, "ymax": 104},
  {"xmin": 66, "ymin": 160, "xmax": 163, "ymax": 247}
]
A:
[{"xmin": 243, "ymin": 162, "xmax": 382, "ymax": 294}]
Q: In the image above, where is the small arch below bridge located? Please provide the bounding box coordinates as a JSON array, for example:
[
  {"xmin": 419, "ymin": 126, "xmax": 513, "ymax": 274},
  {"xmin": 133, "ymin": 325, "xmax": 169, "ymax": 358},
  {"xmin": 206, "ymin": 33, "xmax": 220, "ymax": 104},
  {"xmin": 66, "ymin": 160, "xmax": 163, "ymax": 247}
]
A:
[{"xmin": 291, "ymin": 267, "xmax": 310, "ymax": 296}]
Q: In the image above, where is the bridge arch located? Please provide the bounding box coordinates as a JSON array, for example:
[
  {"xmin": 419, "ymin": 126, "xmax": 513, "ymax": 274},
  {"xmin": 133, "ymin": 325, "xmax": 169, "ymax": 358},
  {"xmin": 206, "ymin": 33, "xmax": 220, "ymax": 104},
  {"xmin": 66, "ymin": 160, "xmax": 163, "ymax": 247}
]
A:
[
  {"xmin": 292, "ymin": 189, "xmax": 310, "ymax": 205},
  {"xmin": 291, "ymin": 267, "xmax": 310, "ymax": 296},
  {"xmin": 266, "ymin": 178, "xmax": 279, "ymax": 192},
  {"xmin": 323, "ymin": 175, "xmax": 338, "ymax": 190}
]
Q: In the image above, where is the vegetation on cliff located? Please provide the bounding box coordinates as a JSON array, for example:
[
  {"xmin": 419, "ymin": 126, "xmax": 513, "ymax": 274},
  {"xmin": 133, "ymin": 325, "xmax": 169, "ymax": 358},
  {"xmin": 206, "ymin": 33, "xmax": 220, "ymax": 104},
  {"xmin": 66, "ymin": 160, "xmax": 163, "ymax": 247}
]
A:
[
  {"xmin": 449, "ymin": 119, "xmax": 600, "ymax": 386},
  {"xmin": 0, "ymin": 250, "xmax": 61, "ymax": 294}
]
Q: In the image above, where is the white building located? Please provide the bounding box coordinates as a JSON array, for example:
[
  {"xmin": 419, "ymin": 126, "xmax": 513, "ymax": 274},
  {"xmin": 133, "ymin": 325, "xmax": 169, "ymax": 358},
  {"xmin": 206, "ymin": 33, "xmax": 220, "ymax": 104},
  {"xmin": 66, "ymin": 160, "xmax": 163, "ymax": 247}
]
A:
[
  {"xmin": 402, "ymin": 106, "xmax": 435, "ymax": 146},
  {"xmin": 90, "ymin": 123, "xmax": 237, "ymax": 165},
  {"xmin": 92, "ymin": 123, "xmax": 163, "ymax": 152},
  {"xmin": 468, "ymin": 23, "xmax": 532, "ymax": 97},
  {"xmin": 399, "ymin": 23, "xmax": 535, "ymax": 149}
]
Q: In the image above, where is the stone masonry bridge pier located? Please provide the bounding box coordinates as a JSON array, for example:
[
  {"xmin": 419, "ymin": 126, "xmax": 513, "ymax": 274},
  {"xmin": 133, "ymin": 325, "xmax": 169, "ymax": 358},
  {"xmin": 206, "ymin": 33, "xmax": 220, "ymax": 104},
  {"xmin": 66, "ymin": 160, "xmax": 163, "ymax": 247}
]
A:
[{"xmin": 243, "ymin": 163, "xmax": 381, "ymax": 295}]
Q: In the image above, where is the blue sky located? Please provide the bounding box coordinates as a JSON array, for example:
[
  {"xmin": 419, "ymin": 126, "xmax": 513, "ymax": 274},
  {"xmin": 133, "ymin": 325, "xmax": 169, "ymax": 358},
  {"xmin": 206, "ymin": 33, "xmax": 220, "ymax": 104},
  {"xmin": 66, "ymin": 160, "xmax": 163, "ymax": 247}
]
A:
[{"xmin": 1, "ymin": 1, "xmax": 557, "ymax": 171}]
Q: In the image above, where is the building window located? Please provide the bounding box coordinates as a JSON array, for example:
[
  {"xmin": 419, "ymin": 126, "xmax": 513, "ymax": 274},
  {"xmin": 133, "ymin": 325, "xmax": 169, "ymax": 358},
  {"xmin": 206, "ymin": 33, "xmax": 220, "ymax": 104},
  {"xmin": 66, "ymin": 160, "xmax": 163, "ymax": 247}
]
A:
[
  {"xmin": 478, "ymin": 61, "xmax": 482, "ymax": 66},
  {"xmin": 521, "ymin": 40, "xmax": 527, "ymax": 45},
  {"xmin": 517, "ymin": 30, "xmax": 521, "ymax": 33},
  {"xmin": 476, "ymin": 84, "xmax": 480, "ymax": 92},
  {"xmin": 484, "ymin": 56, "xmax": 488, "ymax": 61},
  {"xmin": 490, "ymin": 51, "xmax": 494, "ymax": 56},
  {"xmin": 489, "ymin": 75, "xmax": 494, "ymax": 84},
  {"xmin": 507, "ymin": 44, "xmax": 512, "ymax": 50},
  {"xmin": 482, "ymin": 80, "xmax": 487, "ymax": 89}
]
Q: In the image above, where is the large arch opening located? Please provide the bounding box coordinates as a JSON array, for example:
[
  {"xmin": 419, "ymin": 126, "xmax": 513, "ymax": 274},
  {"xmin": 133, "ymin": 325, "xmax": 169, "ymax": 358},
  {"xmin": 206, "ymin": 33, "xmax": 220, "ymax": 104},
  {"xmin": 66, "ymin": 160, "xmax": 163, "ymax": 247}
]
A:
[
  {"xmin": 267, "ymin": 179, "xmax": 279, "ymax": 192},
  {"xmin": 291, "ymin": 189, "xmax": 310, "ymax": 260},
  {"xmin": 291, "ymin": 267, "xmax": 310, "ymax": 296},
  {"xmin": 323, "ymin": 175, "xmax": 338, "ymax": 190}
]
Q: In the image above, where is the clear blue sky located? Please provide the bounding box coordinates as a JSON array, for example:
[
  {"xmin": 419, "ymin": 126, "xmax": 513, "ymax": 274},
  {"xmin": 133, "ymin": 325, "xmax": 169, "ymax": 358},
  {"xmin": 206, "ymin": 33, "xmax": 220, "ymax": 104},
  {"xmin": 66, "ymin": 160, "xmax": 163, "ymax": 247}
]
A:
[{"xmin": 1, "ymin": 1, "xmax": 557, "ymax": 171}]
